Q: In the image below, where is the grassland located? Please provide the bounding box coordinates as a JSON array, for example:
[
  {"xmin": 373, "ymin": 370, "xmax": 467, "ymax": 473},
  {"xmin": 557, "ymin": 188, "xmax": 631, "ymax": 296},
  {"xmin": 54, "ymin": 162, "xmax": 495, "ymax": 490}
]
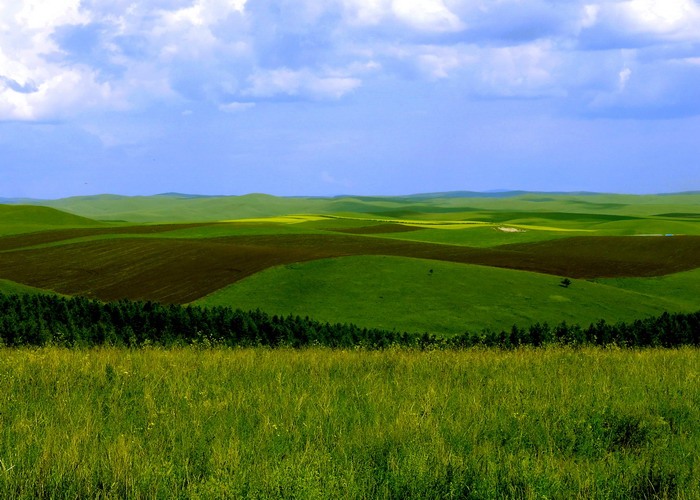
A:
[
  {"xmin": 197, "ymin": 256, "xmax": 695, "ymax": 335},
  {"xmin": 0, "ymin": 346, "xmax": 697, "ymax": 499}
]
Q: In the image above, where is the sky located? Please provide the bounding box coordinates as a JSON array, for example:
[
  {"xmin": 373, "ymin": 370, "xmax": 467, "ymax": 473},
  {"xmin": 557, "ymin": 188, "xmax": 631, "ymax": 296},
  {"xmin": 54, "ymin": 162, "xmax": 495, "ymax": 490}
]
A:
[{"xmin": 1, "ymin": 0, "xmax": 700, "ymax": 198}]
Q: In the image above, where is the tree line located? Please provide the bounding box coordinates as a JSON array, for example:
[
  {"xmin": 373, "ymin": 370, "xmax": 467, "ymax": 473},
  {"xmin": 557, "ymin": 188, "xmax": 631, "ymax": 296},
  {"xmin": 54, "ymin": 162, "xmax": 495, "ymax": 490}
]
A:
[{"xmin": 0, "ymin": 292, "xmax": 699, "ymax": 349}]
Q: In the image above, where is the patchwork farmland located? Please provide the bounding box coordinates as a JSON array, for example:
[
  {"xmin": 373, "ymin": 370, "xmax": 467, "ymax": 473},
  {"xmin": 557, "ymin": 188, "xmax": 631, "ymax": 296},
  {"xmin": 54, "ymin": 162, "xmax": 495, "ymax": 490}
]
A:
[{"xmin": 1, "ymin": 192, "xmax": 700, "ymax": 333}]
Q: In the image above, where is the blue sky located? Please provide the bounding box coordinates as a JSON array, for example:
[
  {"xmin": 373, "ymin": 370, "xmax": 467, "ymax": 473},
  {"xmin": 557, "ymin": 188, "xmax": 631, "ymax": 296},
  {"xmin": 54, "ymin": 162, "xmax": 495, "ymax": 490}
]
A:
[{"xmin": 1, "ymin": 0, "xmax": 699, "ymax": 198}]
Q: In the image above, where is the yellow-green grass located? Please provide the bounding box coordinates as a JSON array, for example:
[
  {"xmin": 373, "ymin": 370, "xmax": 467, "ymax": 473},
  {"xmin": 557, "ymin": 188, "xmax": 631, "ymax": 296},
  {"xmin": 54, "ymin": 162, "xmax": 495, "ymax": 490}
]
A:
[
  {"xmin": 195, "ymin": 256, "xmax": 696, "ymax": 335},
  {"xmin": 0, "ymin": 346, "xmax": 698, "ymax": 499},
  {"xmin": 219, "ymin": 214, "xmax": 330, "ymax": 224},
  {"xmin": 296, "ymin": 213, "xmax": 590, "ymax": 232}
]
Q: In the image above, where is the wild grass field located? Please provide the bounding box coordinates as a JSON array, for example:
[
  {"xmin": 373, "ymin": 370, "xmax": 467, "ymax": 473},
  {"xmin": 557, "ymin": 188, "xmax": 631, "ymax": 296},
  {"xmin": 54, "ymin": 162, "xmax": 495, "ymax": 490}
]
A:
[{"xmin": 0, "ymin": 346, "xmax": 698, "ymax": 499}]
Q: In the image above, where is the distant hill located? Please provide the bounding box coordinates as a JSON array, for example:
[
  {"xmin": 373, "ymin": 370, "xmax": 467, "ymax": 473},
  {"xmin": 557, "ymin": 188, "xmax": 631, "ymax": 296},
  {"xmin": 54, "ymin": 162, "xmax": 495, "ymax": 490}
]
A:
[
  {"xmin": 395, "ymin": 190, "xmax": 604, "ymax": 199},
  {"xmin": 0, "ymin": 204, "xmax": 102, "ymax": 226},
  {"xmin": 1, "ymin": 191, "xmax": 699, "ymax": 223}
]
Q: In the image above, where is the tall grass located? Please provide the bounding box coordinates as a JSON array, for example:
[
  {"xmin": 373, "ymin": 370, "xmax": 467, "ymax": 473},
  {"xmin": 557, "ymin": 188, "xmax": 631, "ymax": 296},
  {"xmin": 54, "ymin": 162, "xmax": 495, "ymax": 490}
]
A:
[{"xmin": 0, "ymin": 346, "xmax": 698, "ymax": 498}]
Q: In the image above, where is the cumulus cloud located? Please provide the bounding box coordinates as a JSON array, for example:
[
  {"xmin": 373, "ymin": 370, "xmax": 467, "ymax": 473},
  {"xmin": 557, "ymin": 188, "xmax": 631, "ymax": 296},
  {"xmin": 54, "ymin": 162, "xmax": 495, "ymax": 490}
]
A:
[
  {"xmin": 0, "ymin": 0, "xmax": 699, "ymax": 121},
  {"xmin": 579, "ymin": 0, "xmax": 700, "ymax": 48}
]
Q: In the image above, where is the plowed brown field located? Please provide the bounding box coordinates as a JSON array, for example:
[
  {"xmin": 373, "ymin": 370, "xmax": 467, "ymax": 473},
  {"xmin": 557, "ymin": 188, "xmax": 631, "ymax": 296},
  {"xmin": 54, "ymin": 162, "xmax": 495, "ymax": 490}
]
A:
[{"xmin": 1, "ymin": 233, "xmax": 699, "ymax": 303}]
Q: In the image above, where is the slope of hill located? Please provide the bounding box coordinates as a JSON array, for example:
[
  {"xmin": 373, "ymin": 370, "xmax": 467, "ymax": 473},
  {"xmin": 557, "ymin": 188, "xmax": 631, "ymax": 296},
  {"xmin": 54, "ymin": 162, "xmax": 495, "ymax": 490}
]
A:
[
  {"xmin": 0, "ymin": 204, "xmax": 106, "ymax": 235},
  {"xmin": 195, "ymin": 256, "xmax": 696, "ymax": 335}
]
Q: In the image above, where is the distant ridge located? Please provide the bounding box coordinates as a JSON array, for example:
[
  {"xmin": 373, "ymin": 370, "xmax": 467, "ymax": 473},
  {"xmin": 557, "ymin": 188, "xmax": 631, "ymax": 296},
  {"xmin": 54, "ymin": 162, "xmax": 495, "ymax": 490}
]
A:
[
  {"xmin": 393, "ymin": 190, "xmax": 605, "ymax": 199},
  {"xmin": 155, "ymin": 193, "xmax": 225, "ymax": 199},
  {"xmin": 2, "ymin": 190, "xmax": 698, "ymax": 223},
  {"xmin": 4, "ymin": 190, "xmax": 700, "ymax": 204},
  {"xmin": 0, "ymin": 204, "xmax": 102, "ymax": 227},
  {"xmin": 658, "ymin": 191, "xmax": 700, "ymax": 196}
]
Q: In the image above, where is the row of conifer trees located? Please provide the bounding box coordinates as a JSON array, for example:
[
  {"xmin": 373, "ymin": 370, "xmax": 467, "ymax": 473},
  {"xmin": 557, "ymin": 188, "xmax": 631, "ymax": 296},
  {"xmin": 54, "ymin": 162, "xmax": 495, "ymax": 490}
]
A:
[{"xmin": 0, "ymin": 292, "xmax": 699, "ymax": 348}]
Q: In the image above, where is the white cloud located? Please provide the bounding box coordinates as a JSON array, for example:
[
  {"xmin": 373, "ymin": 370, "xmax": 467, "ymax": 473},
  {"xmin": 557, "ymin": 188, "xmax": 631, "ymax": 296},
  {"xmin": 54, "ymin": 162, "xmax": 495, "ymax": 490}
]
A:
[
  {"xmin": 340, "ymin": 0, "xmax": 464, "ymax": 32},
  {"xmin": 621, "ymin": 0, "xmax": 700, "ymax": 38},
  {"xmin": 618, "ymin": 67, "xmax": 631, "ymax": 91},
  {"xmin": 245, "ymin": 68, "xmax": 361, "ymax": 99},
  {"xmin": 0, "ymin": 2, "xmax": 127, "ymax": 120},
  {"xmin": 391, "ymin": 0, "xmax": 465, "ymax": 32},
  {"xmin": 579, "ymin": 4, "xmax": 600, "ymax": 29},
  {"xmin": 580, "ymin": 0, "xmax": 700, "ymax": 47},
  {"xmin": 1, "ymin": 0, "xmax": 700, "ymax": 121},
  {"xmin": 219, "ymin": 101, "xmax": 255, "ymax": 112},
  {"xmin": 15, "ymin": 0, "xmax": 89, "ymax": 31},
  {"xmin": 474, "ymin": 42, "xmax": 563, "ymax": 98},
  {"xmin": 161, "ymin": 0, "xmax": 247, "ymax": 32}
]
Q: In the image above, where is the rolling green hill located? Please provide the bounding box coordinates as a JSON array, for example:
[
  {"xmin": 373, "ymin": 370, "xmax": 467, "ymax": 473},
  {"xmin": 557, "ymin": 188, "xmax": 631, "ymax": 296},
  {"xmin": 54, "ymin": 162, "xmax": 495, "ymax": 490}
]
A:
[
  {"xmin": 0, "ymin": 204, "xmax": 106, "ymax": 236},
  {"xmin": 195, "ymin": 256, "xmax": 697, "ymax": 335}
]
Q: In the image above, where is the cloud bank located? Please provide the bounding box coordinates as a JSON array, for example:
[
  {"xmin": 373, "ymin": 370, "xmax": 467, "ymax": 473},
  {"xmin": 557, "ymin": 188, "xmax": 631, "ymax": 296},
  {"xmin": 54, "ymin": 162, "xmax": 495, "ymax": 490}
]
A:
[{"xmin": 1, "ymin": 0, "xmax": 700, "ymax": 121}]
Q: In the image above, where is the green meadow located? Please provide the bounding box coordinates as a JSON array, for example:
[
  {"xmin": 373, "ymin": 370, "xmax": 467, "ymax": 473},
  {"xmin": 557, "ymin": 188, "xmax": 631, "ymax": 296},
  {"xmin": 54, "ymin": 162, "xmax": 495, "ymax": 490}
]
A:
[
  {"xmin": 196, "ymin": 256, "xmax": 697, "ymax": 335},
  {"xmin": 0, "ymin": 347, "xmax": 698, "ymax": 499}
]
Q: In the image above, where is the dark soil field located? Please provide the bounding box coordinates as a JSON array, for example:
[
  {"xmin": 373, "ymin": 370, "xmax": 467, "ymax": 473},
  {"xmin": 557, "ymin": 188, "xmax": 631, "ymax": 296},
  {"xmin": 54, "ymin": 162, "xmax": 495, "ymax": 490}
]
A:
[{"xmin": 1, "ymin": 231, "xmax": 699, "ymax": 303}]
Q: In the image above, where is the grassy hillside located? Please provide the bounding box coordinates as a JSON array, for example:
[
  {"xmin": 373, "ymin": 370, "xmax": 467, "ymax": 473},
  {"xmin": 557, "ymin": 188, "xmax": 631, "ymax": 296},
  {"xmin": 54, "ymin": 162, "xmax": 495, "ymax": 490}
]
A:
[
  {"xmin": 0, "ymin": 204, "xmax": 105, "ymax": 236},
  {"xmin": 195, "ymin": 256, "xmax": 696, "ymax": 335},
  {"xmin": 595, "ymin": 268, "xmax": 700, "ymax": 310}
]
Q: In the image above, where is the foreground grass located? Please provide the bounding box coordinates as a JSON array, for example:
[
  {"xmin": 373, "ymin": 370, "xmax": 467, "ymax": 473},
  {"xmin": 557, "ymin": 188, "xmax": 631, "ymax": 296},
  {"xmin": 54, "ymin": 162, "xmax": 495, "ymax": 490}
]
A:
[{"xmin": 0, "ymin": 347, "xmax": 698, "ymax": 499}]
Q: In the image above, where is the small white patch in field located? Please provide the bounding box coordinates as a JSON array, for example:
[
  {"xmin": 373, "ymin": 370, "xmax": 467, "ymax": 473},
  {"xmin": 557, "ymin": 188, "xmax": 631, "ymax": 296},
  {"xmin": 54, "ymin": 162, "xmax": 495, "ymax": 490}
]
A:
[{"xmin": 497, "ymin": 227, "xmax": 525, "ymax": 232}]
